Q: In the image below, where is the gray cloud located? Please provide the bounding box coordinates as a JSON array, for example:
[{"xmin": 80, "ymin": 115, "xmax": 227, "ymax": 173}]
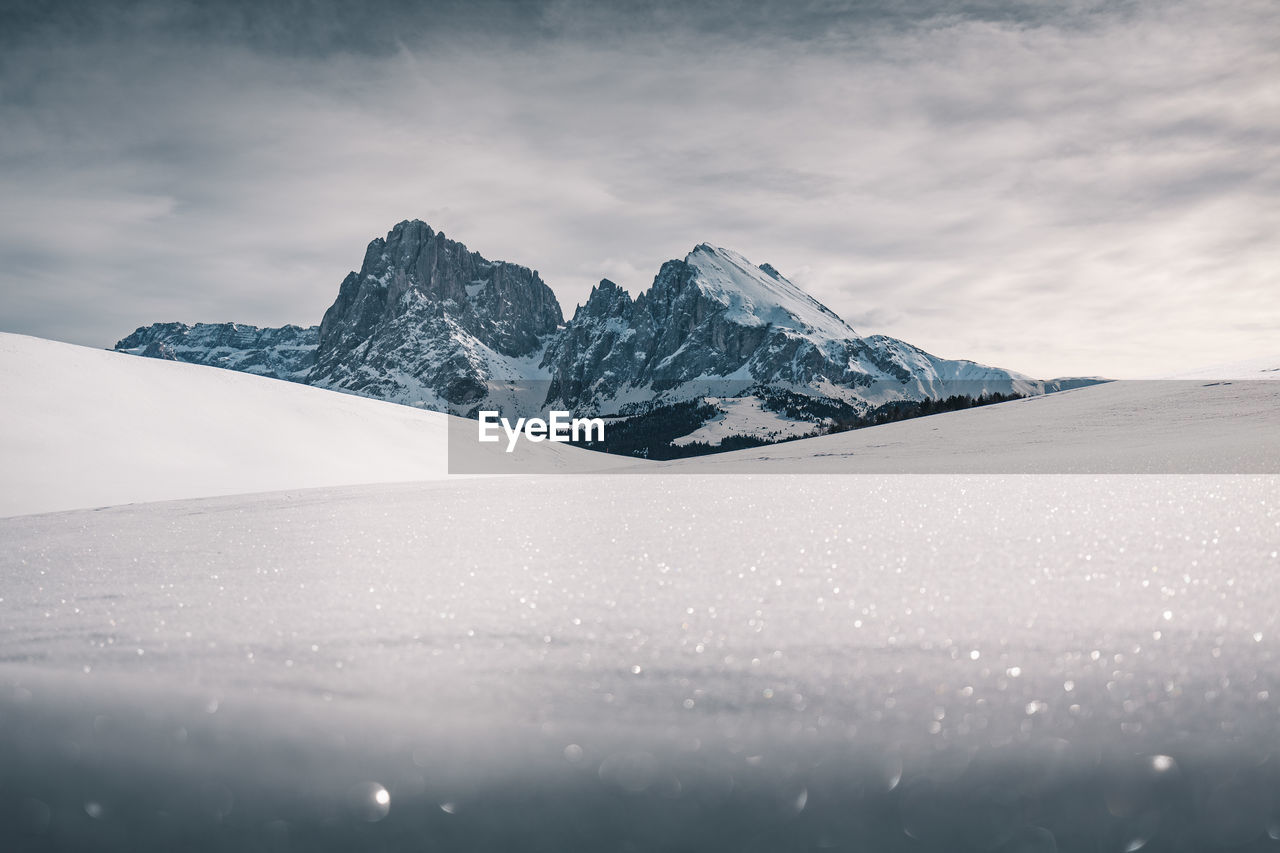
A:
[{"xmin": 1, "ymin": 0, "xmax": 1277, "ymax": 378}]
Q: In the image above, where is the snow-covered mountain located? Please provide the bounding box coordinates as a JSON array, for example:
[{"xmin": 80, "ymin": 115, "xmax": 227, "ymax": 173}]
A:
[
  {"xmin": 115, "ymin": 221, "xmax": 1096, "ymax": 451},
  {"xmin": 543, "ymin": 243, "xmax": 1068, "ymax": 416},
  {"xmin": 114, "ymin": 321, "xmax": 318, "ymax": 382}
]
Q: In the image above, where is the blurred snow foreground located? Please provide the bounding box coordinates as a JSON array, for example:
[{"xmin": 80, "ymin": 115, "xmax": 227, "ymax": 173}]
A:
[{"xmin": 1, "ymin": 333, "xmax": 1280, "ymax": 851}]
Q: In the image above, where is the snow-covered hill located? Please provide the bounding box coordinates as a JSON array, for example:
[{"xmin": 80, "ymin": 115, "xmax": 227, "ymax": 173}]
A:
[
  {"xmin": 667, "ymin": 378, "xmax": 1280, "ymax": 473},
  {"xmin": 0, "ymin": 333, "xmax": 612, "ymax": 517}
]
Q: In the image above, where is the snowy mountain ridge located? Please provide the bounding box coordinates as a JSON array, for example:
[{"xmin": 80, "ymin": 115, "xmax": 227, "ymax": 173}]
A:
[
  {"xmin": 114, "ymin": 220, "xmax": 1094, "ymax": 451},
  {"xmin": 114, "ymin": 321, "xmax": 318, "ymax": 382},
  {"xmin": 687, "ymin": 243, "xmax": 856, "ymax": 341}
]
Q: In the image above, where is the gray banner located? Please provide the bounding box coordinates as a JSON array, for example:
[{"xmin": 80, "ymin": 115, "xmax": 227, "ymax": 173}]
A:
[{"xmin": 446, "ymin": 380, "xmax": 1280, "ymax": 474}]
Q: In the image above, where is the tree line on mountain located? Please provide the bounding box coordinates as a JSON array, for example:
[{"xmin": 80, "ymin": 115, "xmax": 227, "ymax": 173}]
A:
[
  {"xmin": 825, "ymin": 391, "xmax": 1025, "ymax": 434},
  {"xmin": 569, "ymin": 399, "xmax": 732, "ymax": 460}
]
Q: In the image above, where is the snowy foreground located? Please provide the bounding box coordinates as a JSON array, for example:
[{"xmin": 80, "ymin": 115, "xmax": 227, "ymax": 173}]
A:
[
  {"xmin": 2, "ymin": 335, "xmax": 1280, "ymax": 851},
  {"xmin": 3, "ymin": 477, "xmax": 1279, "ymax": 851}
]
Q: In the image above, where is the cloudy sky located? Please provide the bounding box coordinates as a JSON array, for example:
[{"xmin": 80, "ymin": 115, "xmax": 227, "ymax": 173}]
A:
[{"xmin": 1, "ymin": 0, "xmax": 1276, "ymax": 378}]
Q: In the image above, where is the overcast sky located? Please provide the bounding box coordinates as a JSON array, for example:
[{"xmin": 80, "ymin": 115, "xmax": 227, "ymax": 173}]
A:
[{"xmin": 1, "ymin": 0, "xmax": 1276, "ymax": 378}]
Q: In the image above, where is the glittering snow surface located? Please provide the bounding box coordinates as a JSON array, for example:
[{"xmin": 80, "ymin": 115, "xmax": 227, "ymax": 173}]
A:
[
  {"xmin": 4, "ymin": 476, "xmax": 1280, "ymax": 851},
  {"xmin": 2, "ymin": 335, "xmax": 1280, "ymax": 851}
]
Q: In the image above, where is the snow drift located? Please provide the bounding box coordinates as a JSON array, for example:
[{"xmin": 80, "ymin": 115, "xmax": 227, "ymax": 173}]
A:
[{"xmin": 0, "ymin": 333, "xmax": 614, "ymax": 517}]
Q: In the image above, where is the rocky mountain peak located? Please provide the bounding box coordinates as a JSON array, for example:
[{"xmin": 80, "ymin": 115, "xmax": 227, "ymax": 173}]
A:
[
  {"xmin": 681, "ymin": 243, "xmax": 856, "ymax": 342},
  {"xmin": 308, "ymin": 221, "xmax": 563, "ymax": 407},
  {"xmin": 574, "ymin": 278, "xmax": 634, "ymax": 321},
  {"xmin": 544, "ymin": 244, "xmax": 873, "ymax": 410},
  {"xmin": 318, "ymin": 220, "xmax": 561, "ymax": 358}
]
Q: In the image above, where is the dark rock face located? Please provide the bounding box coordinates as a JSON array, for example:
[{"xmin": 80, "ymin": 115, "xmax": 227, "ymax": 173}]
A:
[
  {"xmin": 316, "ymin": 221, "xmax": 560, "ymax": 365},
  {"xmin": 541, "ymin": 244, "xmax": 1046, "ymax": 416},
  {"xmin": 541, "ymin": 278, "xmax": 655, "ymax": 406},
  {"xmin": 307, "ymin": 220, "xmax": 563, "ymax": 407},
  {"xmin": 114, "ymin": 323, "xmax": 318, "ymax": 382}
]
